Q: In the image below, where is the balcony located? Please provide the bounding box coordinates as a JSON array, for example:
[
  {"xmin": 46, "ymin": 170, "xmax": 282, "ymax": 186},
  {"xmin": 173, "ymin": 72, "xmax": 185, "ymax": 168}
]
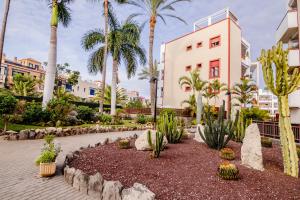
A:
[
  {"xmin": 276, "ymin": 10, "xmax": 298, "ymax": 43},
  {"xmin": 288, "ymin": 49, "xmax": 300, "ymax": 67},
  {"xmin": 289, "ymin": 89, "xmax": 300, "ymax": 108}
]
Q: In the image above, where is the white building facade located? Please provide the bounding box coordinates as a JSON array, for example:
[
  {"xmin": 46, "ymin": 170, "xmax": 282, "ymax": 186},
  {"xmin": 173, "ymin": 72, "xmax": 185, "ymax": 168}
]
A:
[{"xmin": 258, "ymin": 89, "xmax": 278, "ymax": 117}]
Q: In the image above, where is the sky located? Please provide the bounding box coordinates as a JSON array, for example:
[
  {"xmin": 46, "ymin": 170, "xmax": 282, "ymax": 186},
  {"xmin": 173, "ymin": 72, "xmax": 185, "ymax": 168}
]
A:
[{"xmin": 0, "ymin": 0, "xmax": 286, "ymax": 98}]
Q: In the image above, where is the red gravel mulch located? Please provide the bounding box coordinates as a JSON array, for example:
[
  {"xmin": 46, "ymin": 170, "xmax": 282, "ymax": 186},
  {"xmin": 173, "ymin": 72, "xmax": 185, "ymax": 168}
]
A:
[{"xmin": 69, "ymin": 139, "xmax": 300, "ymax": 200}]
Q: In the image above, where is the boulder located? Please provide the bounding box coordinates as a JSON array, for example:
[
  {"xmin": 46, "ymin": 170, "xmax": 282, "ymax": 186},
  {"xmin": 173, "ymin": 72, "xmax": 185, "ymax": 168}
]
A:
[
  {"xmin": 102, "ymin": 181, "xmax": 123, "ymax": 200},
  {"xmin": 19, "ymin": 130, "xmax": 29, "ymax": 140},
  {"xmin": 241, "ymin": 123, "xmax": 264, "ymax": 171},
  {"xmin": 7, "ymin": 131, "xmax": 18, "ymax": 140},
  {"xmin": 88, "ymin": 172, "xmax": 104, "ymax": 199},
  {"xmin": 46, "ymin": 127, "xmax": 56, "ymax": 134},
  {"xmin": 122, "ymin": 183, "xmax": 155, "ymax": 200},
  {"xmin": 194, "ymin": 124, "xmax": 205, "ymax": 143},
  {"xmin": 28, "ymin": 131, "xmax": 36, "ymax": 140},
  {"xmin": 64, "ymin": 166, "xmax": 76, "ymax": 185},
  {"xmin": 72, "ymin": 169, "xmax": 89, "ymax": 194},
  {"xmin": 135, "ymin": 130, "xmax": 168, "ymax": 151}
]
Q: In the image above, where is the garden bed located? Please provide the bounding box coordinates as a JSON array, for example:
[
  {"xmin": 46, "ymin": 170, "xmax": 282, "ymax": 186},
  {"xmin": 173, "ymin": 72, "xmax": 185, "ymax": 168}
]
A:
[{"xmin": 69, "ymin": 139, "xmax": 300, "ymax": 200}]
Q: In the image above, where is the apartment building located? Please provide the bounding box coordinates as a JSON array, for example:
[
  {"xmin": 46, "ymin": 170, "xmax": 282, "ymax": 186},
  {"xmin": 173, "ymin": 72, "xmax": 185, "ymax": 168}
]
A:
[
  {"xmin": 0, "ymin": 54, "xmax": 45, "ymax": 92},
  {"xmin": 276, "ymin": 0, "xmax": 300, "ymax": 124},
  {"xmin": 158, "ymin": 8, "xmax": 252, "ymax": 112},
  {"xmin": 258, "ymin": 89, "xmax": 278, "ymax": 117}
]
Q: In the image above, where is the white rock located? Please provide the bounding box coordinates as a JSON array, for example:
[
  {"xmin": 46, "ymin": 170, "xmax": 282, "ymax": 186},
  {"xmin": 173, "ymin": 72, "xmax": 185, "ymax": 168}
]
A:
[
  {"xmin": 102, "ymin": 181, "xmax": 123, "ymax": 200},
  {"xmin": 122, "ymin": 183, "xmax": 155, "ymax": 200},
  {"xmin": 135, "ymin": 130, "xmax": 168, "ymax": 151},
  {"xmin": 241, "ymin": 123, "xmax": 264, "ymax": 171},
  {"xmin": 88, "ymin": 172, "xmax": 104, "ymax": 199},
  {"xmin": 194, "ymin": 124, "xmax": 205, "ymax": 143}
]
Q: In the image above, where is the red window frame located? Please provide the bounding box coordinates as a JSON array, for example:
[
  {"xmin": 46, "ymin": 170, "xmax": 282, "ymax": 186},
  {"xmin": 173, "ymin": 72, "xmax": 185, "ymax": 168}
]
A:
[
  {"xmin": 185, "ymin": 65, "xmax": 192, "ymax": 72},
  {"xmin": 209, "ymin": 59, "xmax": 220, "ymax": 79},
  {"xmin": 186, "ymin": 45, "xmax": 192, "ymax": 51},
  {"xmin": 210, "ymin": 35, "xmax": 221, "ymax": 48},
  {"xmin": 185, "ymin": 86, "xmax": 192, "ymax": 92},
  {"xmin": 197, "ymin": 42, "xmax": 203, "ymax": 48}
]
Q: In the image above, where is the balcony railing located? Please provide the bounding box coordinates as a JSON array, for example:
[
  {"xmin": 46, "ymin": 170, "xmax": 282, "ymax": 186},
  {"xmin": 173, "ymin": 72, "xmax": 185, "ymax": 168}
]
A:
[{"xmin": 276, "ymin": 10, "xmax": 298, "ymax": 43}]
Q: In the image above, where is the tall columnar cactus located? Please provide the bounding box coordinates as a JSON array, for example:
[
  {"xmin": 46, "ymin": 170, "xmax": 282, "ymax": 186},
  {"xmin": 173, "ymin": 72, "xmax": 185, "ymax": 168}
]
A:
[
  {"xmin": 234, "ymin": 110, "xmax": 252, "ymax": 143},
  {"xmin": 196, "ymin": 92, "xmax": 203, "ymax": 124},
  {"xmin": 259, "ymin": 42, "xmax": 300, "ymax": 177},
  {"xmin": 147, "ymin": 130, "xmax": 164, "ymax": 158},
  {"xmin": 158, "ymin": 112, "xmax": 183, "ymax": 144}
]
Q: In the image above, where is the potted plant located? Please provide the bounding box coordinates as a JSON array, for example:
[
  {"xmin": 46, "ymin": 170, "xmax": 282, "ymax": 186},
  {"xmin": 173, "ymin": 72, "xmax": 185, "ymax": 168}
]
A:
[{"xmin": 35, "ymin": 134, "xmax": 61, "ymax": 177}]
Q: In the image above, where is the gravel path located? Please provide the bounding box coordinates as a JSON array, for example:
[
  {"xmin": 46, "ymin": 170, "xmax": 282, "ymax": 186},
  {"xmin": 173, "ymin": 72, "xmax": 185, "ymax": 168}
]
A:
[{"xmin": 0, "ymin": 131, "xmax": 143, "ymax": 200}]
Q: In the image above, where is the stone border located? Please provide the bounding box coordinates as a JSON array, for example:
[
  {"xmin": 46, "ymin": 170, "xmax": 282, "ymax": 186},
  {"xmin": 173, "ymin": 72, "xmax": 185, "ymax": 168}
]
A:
[
  {"xmin": 63, "ymin": 138, "xmax": 156, "ymax": 200},
  {"xmin": 4, "ymin": 125, "xmax": 152, "ymax": 141}
]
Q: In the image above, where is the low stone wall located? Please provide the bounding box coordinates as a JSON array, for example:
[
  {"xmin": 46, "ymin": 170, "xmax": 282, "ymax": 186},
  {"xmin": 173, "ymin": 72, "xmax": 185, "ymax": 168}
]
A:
[
  {"xmin": 4, "ymin": 125, "xmax": 152, "ymax": 141},
  {"xmin": 63, "ymin": 139, "xmax": 156, "ymax": 200}
]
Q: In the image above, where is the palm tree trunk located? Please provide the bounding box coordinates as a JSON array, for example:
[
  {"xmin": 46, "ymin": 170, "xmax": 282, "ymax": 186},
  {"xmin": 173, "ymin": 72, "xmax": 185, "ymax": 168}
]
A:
[
  {"xmin": 196, "ymin": 92, "xmax": 203, "ymax": 124},
  {"xmin": 0, "ymin": 0, "xmax": 11, "ymax": 65},
  {"xmin": 99, "ymin": 0, "xmax": 109, "ymax": 113},
  {"xmin": 42, "ymin": 0, "xmax": 58, "ymax": 108},
  {"xmin": 149, "ymin": 16, "xmax": 156, "ymax": 117},
  {"xmin": 111, "ymin": 60, "xmax": 118, "ymax": 116}
]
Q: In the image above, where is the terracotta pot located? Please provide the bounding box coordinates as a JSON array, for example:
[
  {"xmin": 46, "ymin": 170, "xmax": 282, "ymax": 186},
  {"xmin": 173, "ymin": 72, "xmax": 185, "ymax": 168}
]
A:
[{"xmin": 39, "ymin": 162, "xmax": 56, "ymax": 177}]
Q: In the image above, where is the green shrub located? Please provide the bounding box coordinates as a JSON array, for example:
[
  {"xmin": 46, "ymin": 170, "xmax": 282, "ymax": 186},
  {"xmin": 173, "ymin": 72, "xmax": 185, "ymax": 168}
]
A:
[
  {"xmin": 159, "ymin": 108, "xmax": 176, "ymax": 118},
  {"xmin": 199, "ymin": 101, "xmax": 239, "ymax": 150},
  {"xmin": 76, "ymin": 106, "xmax": 95, "ymax": 122},
  {"xmin": 22, "ymin": 101, "xmax": 51, "ymax": 124},
  {"xmin": 0, "ymin": 94, "xmax": 18, "ymax": 132},
  {"xmin": 35, "ymin": 150, "xmax": 56, "ymax": 165},
  {"xmin": 261, "ymin": 137, "xmax": 273, "ymax": 148},
  {"xmin": 158, "ymin": 112, "xmax": 183, "ymax": 144},
  {"xmin": 242, "ymin": 107, "xmax": 270, "ymax": 121},
  {"xmin": 118, "ymin": 139, "xmax": 131, "ymax": 149},
  {"xmin": 220, "ymin": 148, "xmax": 235, "ymax": 160},
  {"xmin": 46, "ymin": 98, "xmax": 74, "ymax": 123},
  {"xmin": 218, "ymin": 161, "xmax": 239, "ymax": 180},
  {"xmin": 35, "ymin": 135, "xmax": 61, "ymax": 165},
  {"xmin": 98, "ymin": 113, "xmax": 113, "ymax": 124},
  {"xmin": 136, "ymin": 114, "xmax": 147, "ymax": 124},
  {"xmin": 147, "ymin": 130, "xmax": 164, "ymax": 158}
]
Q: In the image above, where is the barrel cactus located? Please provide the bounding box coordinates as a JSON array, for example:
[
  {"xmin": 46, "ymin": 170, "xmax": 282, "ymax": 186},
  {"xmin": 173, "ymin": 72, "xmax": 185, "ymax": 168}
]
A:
[
  {"xmin": 218, "ymin": 161, "xmax": 239, "ymax": 180},
  {"xmin": 259, "ymin": 42, "xmax": 300, "ymax": 177},
  {"xmin": 219, "ymin": 148, "xmax": 235, "ymax": 160}
]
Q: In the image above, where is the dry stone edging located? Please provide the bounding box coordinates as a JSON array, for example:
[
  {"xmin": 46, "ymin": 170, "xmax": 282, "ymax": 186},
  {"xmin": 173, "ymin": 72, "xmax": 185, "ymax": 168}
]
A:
[
  {"xmin": 4, "ymin": 124, "xmax": 152, "ymax": 141},
  {"xmin": 63, "ymin": 139, "xmax": 156, "ymax": 200}
]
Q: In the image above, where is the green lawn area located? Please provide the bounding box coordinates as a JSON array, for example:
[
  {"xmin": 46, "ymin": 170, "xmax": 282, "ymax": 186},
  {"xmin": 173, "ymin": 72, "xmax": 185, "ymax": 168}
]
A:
[{"xmin": 0, "ymin": 120, "xmax": 140, "ymax": 132}]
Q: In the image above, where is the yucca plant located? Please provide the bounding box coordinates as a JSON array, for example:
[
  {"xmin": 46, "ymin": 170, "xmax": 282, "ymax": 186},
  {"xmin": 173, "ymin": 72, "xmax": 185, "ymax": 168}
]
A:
[
  {"xmin": 147, "ymin": 130, "xmax": 164, "ymax": 158},
  {"xmin": 218, "ymin": 161, "xmax": 239, "ymax": 180},
  {"xmin": 199, "ymin": 101, "xmax": 239, "ymax": 150},
  {"xmin": 158, "ymin": 112, "xmax": 183, "ymax": 144}
]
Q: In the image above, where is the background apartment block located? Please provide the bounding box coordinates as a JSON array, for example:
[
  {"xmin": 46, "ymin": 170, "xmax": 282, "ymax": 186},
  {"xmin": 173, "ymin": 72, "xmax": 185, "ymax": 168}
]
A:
[
  {"xmin": 276, "ymin": 0, "xmax": 300, "ymax": 124},
  {"xmin": 258, "ymin": 89, "xmax": 278, "ymax": 117},
  {"xmin": 158, "ymin": 8, "xmax": 254, "ymax": 112}
]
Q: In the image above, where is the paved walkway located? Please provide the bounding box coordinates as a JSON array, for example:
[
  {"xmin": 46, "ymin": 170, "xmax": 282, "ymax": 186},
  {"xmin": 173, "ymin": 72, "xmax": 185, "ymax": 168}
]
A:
[{"xmin": 0, "ymin": 131, "xmax": 143, "ymax": 200}]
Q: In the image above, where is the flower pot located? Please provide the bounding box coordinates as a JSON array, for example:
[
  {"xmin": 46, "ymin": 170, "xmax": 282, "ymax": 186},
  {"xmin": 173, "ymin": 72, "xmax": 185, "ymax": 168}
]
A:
[{"xmin": 39, "ymin": 162, "xmax": 56, "ymax": 177}]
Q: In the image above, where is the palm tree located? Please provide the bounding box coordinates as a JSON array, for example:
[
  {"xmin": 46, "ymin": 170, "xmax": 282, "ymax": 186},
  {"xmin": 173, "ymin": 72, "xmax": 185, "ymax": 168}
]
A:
[
  {"xmin": 12, "ymin": 74, "xmax": 39, "ymax": 97},
  {"xmin": 181, "ymin": 94, "xmax": 196, "ymax": 117},
  {"xmin": 42, "ymin": 0, "xmax": 74, "ymax": 108},
  {"xmin": 95, "ymin": 85, "xmax": 128, "ymax": 106},
  {"xmin": 0, "ymin": 0, "xmax": 11, "ymax": 65},
  {"xmin": 231, "ymin": 77, "xmax": 257, "ymax": 108},
  {"xmin": 207, "ymin": 79, "xmax": 227, "ymax": 105},
  {"xmin": 138, "ymin": 59, "xmax": 159, "ymax": 80},
  {"xmin": 88, "ymin": 0, "xmax": 127, "ymax": 113},
  {"xmin": 82, "ymin": 12, "xmax": 146, "ymax": 116},
  {"xmin": 127, "ymin": 0, "xmax": 190, "ymax": 117}
]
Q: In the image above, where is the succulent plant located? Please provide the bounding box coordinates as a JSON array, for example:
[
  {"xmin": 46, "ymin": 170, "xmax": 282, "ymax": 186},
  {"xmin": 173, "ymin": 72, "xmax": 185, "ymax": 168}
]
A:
[
  {"xmin": 234, "ymin": 110, "xmax": 252, "ymax": 143},
  {"xmin": 297, "ymin": 146, "xmax": 300, "ymax": 159},
  {"xmin": 118, "ymin": 139, "xmax": 131, "ymax": 149},
  {"xmin": 218, "ymin": 161, "xmax": 239, "ymax": 180},
  {"xmin": 147, "ymin": 130, "xmax": 164, "ymax": 158},
  {"xmin": 261, "ymin": 137, "xmax": 273, "ymax": 148},
  {"xmin": 158, "ymin": 112, "xmax": 183, "ymax": 144},
  {"xmin": 220, "ymin": 148, "xmax": 235, "ymax": 160}
]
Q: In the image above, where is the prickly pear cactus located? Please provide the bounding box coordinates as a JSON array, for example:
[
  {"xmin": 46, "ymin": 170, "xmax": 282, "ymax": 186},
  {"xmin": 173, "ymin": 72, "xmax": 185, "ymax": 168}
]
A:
[{"xmin": 259, "ymin": 42, "xmax": 300, "ymax": 177}]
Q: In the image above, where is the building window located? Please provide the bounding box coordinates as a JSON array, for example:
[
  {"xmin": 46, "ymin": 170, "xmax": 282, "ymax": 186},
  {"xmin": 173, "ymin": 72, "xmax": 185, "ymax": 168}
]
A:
[
  {"xmin": 185, "ymin": 86, "xmax": 191, "ymax": 92},
  {"xmin": 84, "ymin": 88, "xmax": 86, "ymax": 92},
  {"xmin": 185, "ymin": 65, "xmax": 192, "ymax": 72},
  {"xmin": 197, "ymin": 42, "xmax": 203, "ymax": 48},
  {"xmin": 77, "ymin": 86, "xmax": 79, "ymax": 91},
  {"xmin": 90, "ymin": 88, "xmax": 95, "ymax": 96},
  {"xmin": 209, "ymin": 59, "xmax": 220, "ymax": 78},
  {"xmin": 65, "ymin": 84, "xmax": 72, "ymax": 92},
  {"xmin": 196, "ymin": 63, "xmax": 202, "ymax": 69},
  {"xmin": 186, "ymin": 45, "xmax": 192, "ymax": 51},
  {"xmin": 210, "ymin": 36, "xmax": 221, "ymax": 48}
]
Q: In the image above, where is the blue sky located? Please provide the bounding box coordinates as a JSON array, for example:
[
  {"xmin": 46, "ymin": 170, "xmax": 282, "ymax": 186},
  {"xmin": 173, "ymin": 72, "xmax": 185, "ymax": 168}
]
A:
[{"xmin": 0, "ymin": 0, "xmax": 286, "ymax": 98}]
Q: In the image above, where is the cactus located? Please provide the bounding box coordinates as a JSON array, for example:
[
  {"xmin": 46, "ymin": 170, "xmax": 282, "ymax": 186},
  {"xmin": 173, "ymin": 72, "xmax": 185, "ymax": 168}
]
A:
[
  {"xmin": 261, "ymin": 137, "xmax": 273, "ymax": 148},
  {"xmin": 196, "ymin": 92, "xmax": 203, "ymax": 124},
  {"xmin": 219, "ymin": 148, "xmax": 235, "ymax": 160},
  {"xmin": 147, "ymin": 130, "xmax": 164, "ymax": 158},
  {"xmin": 158, "ymin": 112, "xmax": 183, "ymax": 144},
  {"xmin": 218, "ymin": 161, "xmax": 239, "ymax": 180},
  {"xmin": 118, "ymin": 139, "xmax": 131, "ymax": 149},
  {"xmin": 198, "ymin": 100, "xmax": 239, "ymax": 150},
  {"xmin": 259, "ymin": 42, "xmax": 300, "ymax": 177},
  {"xmin": 234, "ymin": 110, "xmax": 252, "ymax": 143}
]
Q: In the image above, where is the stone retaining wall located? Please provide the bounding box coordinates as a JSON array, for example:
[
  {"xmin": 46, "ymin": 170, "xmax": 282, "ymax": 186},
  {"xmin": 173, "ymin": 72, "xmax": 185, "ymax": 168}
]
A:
[
  {"xmin": 63, "ymin": 139, "xmax": 156, "ymax": 200},
  {"xmin": 4, "ymin": 125, "xmax": 152, "ymax": 141}
]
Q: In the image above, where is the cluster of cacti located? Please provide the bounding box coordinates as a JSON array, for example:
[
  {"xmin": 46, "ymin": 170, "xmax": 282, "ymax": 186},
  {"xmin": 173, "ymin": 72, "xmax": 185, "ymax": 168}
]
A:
[
  {"xmin": 147, "ymin": 130, "xmax": 164, "ymax": 158},
  {"xmin": 198, "ymin": 100, "xmax": 239, "ymax": 150},
  {"xmin": 158, "ymin": 112, "xmax": 183, "ymax": 144},
  {"xmin": 218, "ymin": 161, "xmax": 239, "ymax": 180},
  {"xmin": 259, "ymin": 42, "xmax": 300, "ymax": 177},
  {"xmin": 261, "ymin": 137, "xmax": 273, "ymax": 148},
  {"xmin": 297, "ymin": 146, "xmax": 300, "ymax": 159},
  {"xmin": 118, "ymin": 139, "xmax": 131, "ymax": 149},
  {"xmin": 234, "ymin": 110, "xmax": 252, "ymax": 143},
  {"xmin": 219, "ymin": 148, "xmax": 235, "ymax": 160}
]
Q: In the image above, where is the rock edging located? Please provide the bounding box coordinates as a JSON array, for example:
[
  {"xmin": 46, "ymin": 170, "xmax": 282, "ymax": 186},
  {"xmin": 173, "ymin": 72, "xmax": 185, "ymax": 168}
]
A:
[
  {"xmin": 63, "ymin": 139, "xmax": 156, "ymax": 200},
  {"xmin": 4, "ymin": 125, "xmax": 152, "ymax": 141}
]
